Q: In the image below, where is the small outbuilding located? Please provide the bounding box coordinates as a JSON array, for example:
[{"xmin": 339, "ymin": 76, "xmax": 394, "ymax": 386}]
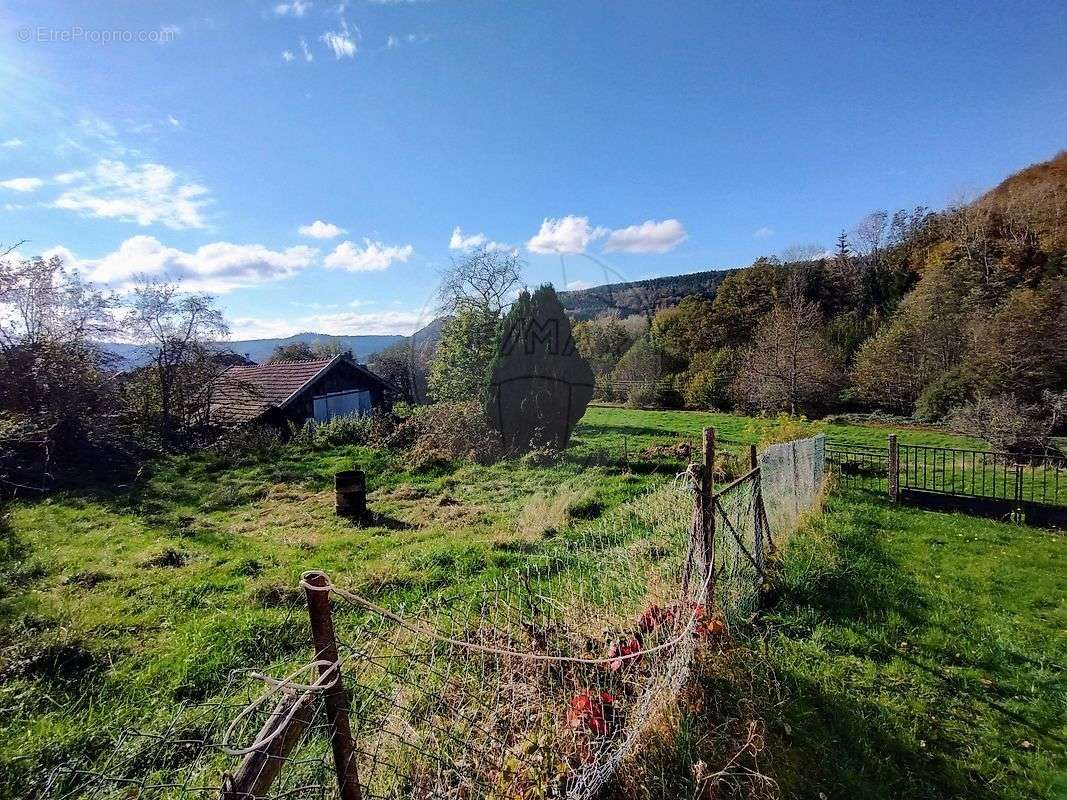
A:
[{"xmin": 210, "ymin": 355, "xmax": 400, "ymax": 427}]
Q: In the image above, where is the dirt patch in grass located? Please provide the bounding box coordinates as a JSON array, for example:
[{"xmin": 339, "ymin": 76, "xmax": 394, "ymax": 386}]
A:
[{"xmin": 140, "ymin": 547, "xmax": 189, "ymax": 568}]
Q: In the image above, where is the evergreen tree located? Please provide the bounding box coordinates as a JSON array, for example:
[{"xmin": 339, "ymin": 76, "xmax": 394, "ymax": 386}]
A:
[{"xmin": 486, "ymin": 284, "xmax": 594, "ymax": 453}]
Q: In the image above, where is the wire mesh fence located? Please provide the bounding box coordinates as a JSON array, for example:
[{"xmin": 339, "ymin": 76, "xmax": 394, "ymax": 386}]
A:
[{"xmin": 43, "ymin": 430, "xmax": 827, "ymax": 800}]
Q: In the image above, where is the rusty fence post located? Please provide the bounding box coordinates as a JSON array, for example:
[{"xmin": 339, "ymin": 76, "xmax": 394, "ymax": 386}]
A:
[
  {"xmin": 303, "ymin": 571, "xmax": 362, "ymax": 800},
  {"xmin": 888, "ymin": 434, "xmax": 899, "ymax": 503}
]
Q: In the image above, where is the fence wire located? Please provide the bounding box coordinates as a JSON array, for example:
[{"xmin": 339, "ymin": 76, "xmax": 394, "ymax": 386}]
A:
[{"xmin": 43, "ymin": 435, "xmax": 827, "ymax": 800}]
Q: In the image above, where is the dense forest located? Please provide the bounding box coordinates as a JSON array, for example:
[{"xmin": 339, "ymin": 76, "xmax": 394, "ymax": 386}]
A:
[{"xmin": 570, "ymin": 152, "xmax": 1067, "ymax": 451}]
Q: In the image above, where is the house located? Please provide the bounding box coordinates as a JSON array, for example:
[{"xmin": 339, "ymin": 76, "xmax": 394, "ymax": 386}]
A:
[{"xmin": 210, "ymin": 355, "xmax": 400, "ymax": 427}]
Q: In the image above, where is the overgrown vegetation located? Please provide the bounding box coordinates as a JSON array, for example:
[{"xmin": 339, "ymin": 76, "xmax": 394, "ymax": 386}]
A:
[{"xmin": 605, "ymin": 488, "xmax": 1067, "ymax": 800}]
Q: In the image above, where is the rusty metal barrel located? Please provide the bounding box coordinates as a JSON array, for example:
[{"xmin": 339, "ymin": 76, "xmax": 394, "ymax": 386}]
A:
[{"xmin": 335, "ymin": 469, "xmax": 366, "ymax": 518}]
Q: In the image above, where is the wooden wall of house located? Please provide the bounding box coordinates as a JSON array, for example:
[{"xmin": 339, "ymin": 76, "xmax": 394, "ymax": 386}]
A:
[{"xmin": 279, "ymin": 361, "xmax": 390, "ymax": 426}]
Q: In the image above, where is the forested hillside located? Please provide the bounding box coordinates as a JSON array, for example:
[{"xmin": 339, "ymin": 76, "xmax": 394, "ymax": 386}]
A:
[
  {"xmin": 572, "ymin": 151, "xmax": 1067, "ymax": 451},
  {"xmin": 559, "ymin": 269, "xmax": 732, "ymax": 320}
]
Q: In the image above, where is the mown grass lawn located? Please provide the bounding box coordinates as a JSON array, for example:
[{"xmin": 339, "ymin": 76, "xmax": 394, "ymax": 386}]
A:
[
  {"xmin": 0, "ymin": 407, "xmax": 1041, "ymax": 799},
  {"xmin": 573, "ymin": 405, "xmax": 986, "ymax": 460},
  {"xmin": 762, "ymin": 489, "xmax": 1067, "ymax": 800}
]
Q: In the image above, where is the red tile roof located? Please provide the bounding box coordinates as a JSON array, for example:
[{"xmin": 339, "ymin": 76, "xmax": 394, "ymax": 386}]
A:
[
  {"xmin": 211, "ymin": 358, "xmax": 336, "ymax": 424},
  {"xmin": 210, "ymin": 356, "xmax": 400, "ymax": 425}
]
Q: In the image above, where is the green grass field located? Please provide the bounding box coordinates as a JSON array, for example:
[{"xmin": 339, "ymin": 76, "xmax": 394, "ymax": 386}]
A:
[
  {"xmin": 0, "ymin": 406, "xmax": 1061, "ymax": 799},
  {"xmin": 763, "ymin": 490, "xmax": 1066, "ymax": 799}
]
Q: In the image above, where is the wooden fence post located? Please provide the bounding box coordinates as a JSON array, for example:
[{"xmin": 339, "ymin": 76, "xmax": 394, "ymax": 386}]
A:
[
  {"xmin": 888, "ymin": 434, "xmax": 899, "ymax": 503},
  {"xmin": 748, "ymin": 444, "xmax": 758, "ymax": 471},
  {"xmin": 703, "ymin": 427, "xmax": 715, "ymax": 581},
  {"xmin": 303, "ymin": 571, "xmax": 363, "ymax": 800},
  {"xmin": 221, "ymin": 700, "xmax": 314, "ymax": 800}
]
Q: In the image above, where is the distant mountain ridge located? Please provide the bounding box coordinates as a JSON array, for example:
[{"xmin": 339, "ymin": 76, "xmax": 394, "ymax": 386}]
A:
[
  {"xmin": 103, "ymin": 332, "xmax": 405, "ymax": 368},
  {"xmin": 101, "ymin": 272, "xmax": 736, "ymax": 367}
]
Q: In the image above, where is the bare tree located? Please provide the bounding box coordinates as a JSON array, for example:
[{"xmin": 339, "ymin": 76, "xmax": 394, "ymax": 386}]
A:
[
  {"xmin": 0, "ymin": 253, "xmax": 117, "ymax": 487},
  {"xmin": 731, "ymin": 279, "xmax": 838, "ymax": 414},
  {"xmin": 0, "ymin": 255, "xmax": 114, "ymax": 348},
  {"xmin": 851, "ymin": 210, "xmax": 890, "ymax": 258},
  {"xmin": 124, "ymin": 278, "xmax": 228, "ymax": 445},
  {"xmin": 438, "ymin": 246, "xmax": 523, "ymax": 316}
]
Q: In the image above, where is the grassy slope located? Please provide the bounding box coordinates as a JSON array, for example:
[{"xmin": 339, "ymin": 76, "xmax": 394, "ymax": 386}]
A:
[
  {"xmin": 0, "ymin": 408, "xmax": 1024, "ymax": 797},
  {"xmin": 764, "ymin": 490, "xmax": 1067, "ymax": 799}
]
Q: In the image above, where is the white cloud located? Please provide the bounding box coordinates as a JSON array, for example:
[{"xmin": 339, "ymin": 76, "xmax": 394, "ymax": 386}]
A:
[
  {"xmin": 51, "ymin": 159, "xmax": 210, "ymax": 229},
  {"xmin": 299, "ymin": 219, "xmax": 347, "ymax": 239},
  {"xmin": 167, "ymin": 115, "xmax": 181, "ymax": 128},
  {"xmin": 566, "ymin": 280, "xmax": 596, "ymax": 291},
  {"xmin": 448, "ymin": 226, "xmax": 511, "ymax": 252},
  {"xmin": 54, "ymin": 170, "xmax": 85, "ymax": 184},
  {"xmin": 753, "ymin": 226, "xmax": 775, "ymax": 239},
  {"xmin": 274, "ymin": 1, "xmax": 312, "ymax": 16},
  {"xmin": 46, "ymin": 236, "xmax": 316, "ymax": 293},
  {"xmin": 228, "ymin": 309, "xmax": 423, "ymax": 339},
  {"xmin": 386, "ymin": 34, "xmax": 399, "ymax": 49},
  {"xmin": 1, "ymin": 138, "xmax": 23, "ymax": 149},
  {"xmin": 324, "ymin": 238, "xmax": 413, "ymax": 271},
  {"xmin": 282, "ymin": 49, "xmax": 295, "ymax": 62},
  {"xmin": 321, "ymin": 19, "xmax": 357, "ymax": 59},
  {"xmin": 603, "ymin": 219, "xmax": 687, "ymax": 253},
  {"xmin": 527, "ymin": 215, "xmax": 607, "ymax": 255},
  {"xmin": 0, "ymin": 177, "xmax": 43, "ymax": 192},
  {"xmin": 300, "ymin": 37, "xmax": 314, "ymax": 61}
]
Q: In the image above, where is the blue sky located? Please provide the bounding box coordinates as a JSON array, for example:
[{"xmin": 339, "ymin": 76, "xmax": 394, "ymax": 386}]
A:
[{"xmin": 1, "ymin": 0, "xmax": 1064, "ymax": 339}]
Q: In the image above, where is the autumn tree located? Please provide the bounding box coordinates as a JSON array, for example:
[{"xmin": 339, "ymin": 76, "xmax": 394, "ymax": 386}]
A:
[
  {"xmin": 850, "ymin": 261, "xmax": 969, "ymax": 413},
  {"xmin": 572, "ymin": 316, "xmax": 636, "ymax": 378},
  {"xmin": 438, "ymin": 245, "xmax": 522, "ymax": 316},
  {"xmin": 651, "ymin": 296, "xmax": 716, "ymax": 360},
  {"xmin": 268, "ymin": 341, "xmax": 316, "ymax": 362},
  {"xmin": 369, "ymin": 339, "xmax": 427, "ymax": 403},
  {"xmin": 705, "ymin": 258, "xmax": 788, "ymax": 347},
  {"xmin": 731, "ymin": 282, "xmax": 838, "ymax": 414}
]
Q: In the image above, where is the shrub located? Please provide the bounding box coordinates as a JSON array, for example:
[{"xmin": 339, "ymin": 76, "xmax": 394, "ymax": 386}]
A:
[
  {"xmin": 626, "ymin": 384, "xmax": 657, "ymax": 409},
  {"xmin": 749, "ymin": 413, "xmax": 812, "ymax": 449},
  {"xmin": 389, "ymin": 401, "xmax": 503, "ymax": 469},
  {"xmin": 915, "ymin": 368, "xmax": 977, "ymax": 422},
  {"xmin": 209, "ymin": 424, "xmax": 284, "ymax": 466},
  {"xmin": 310, "ymin": 414, "xmax": 373, "ymax": 448},
  {"xmin": 287, "ymin": 410, "xmax": 398, "ymax": 450},
  {"xmin": 946, "ymin": 393, "xmax": 1043, "ymax": 451}
]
